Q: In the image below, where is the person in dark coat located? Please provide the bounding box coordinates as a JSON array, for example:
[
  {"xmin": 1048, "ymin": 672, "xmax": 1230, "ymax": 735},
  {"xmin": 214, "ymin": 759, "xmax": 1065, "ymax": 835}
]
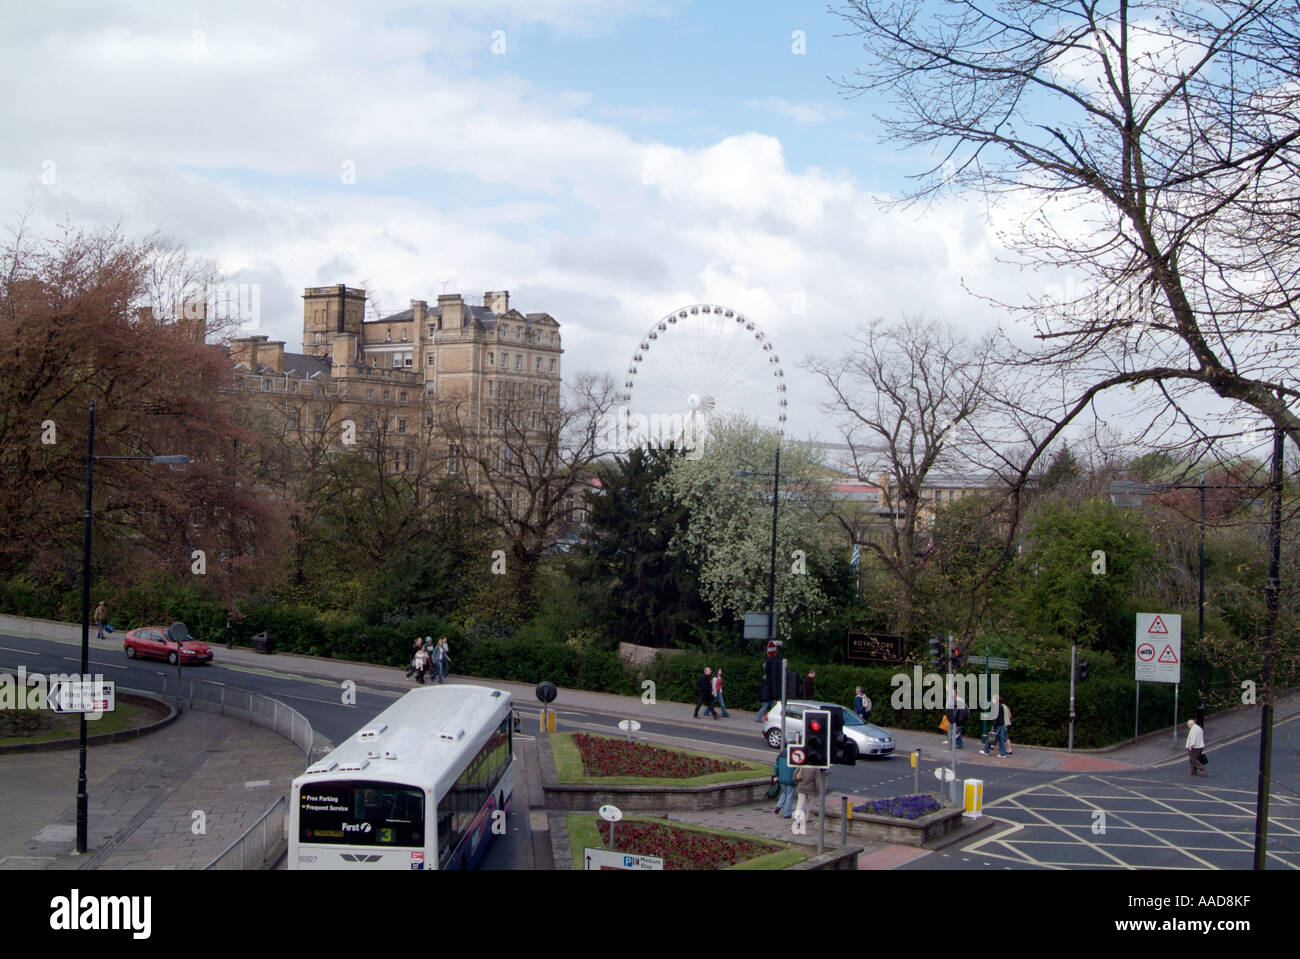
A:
[
  {"xmin": 802, "ymin": 669, "xmax": 816, "ymax": 700},
  {"xmin": 693, "ymin": 666, "xmax": 719, "ymax": 719}
]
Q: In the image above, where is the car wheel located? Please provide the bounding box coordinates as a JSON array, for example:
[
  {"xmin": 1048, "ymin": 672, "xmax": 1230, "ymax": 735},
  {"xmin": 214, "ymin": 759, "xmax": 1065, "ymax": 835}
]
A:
[
  {"xmin": 167, "ymin": 651, "xmax": 178, "ymax": 666},
  {"xmin": 765, "ymin": 728, "xmax": 784, "ymax": 749},
  {"xmin": 125, "ymin": 646, "xmax": 136, "ymax": 659}
]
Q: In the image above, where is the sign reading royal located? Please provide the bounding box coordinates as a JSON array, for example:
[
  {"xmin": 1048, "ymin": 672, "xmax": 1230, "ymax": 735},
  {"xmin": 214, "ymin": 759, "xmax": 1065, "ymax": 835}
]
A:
[
  {"xmin": 1135, "ymin": 613, "xmax": 1181, "ymax": 684},
  {"xmin": 846, "ymin": 632, "xmax": 904, "ymax": 664}
]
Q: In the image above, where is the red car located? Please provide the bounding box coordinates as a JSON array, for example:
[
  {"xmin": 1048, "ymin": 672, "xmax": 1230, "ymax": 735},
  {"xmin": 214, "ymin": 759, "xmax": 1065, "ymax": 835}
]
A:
[{"xmin": 123, "ymin": 626, "xmax": 214, "ymax": 665}]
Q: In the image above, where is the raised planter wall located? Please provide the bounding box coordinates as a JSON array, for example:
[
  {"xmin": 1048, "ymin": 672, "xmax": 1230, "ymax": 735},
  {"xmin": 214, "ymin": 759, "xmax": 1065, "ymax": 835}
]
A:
[{"xmin": 825, "ymin": 801, "xmax": 964, "ymax": 846}]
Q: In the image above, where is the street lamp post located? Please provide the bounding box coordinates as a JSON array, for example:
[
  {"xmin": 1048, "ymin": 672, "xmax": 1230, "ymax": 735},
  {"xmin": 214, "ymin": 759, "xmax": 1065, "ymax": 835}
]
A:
[
  {"xmin": 77, "ymin": 400, "xmax": 188, "ymax": 854},
  {"xmin": 737, "ymin": 446, "xmax": 785, "ymax": 747}
]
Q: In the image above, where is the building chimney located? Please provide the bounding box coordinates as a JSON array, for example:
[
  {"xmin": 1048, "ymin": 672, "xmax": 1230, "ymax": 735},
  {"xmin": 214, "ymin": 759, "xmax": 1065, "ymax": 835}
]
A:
[
  {"xmin": 437, "ymin": 293, "xmax": 465, "ymax": 329},
  {"xmin": 485, "ymin": 290, "xmax": 509, "ymax": 315}
]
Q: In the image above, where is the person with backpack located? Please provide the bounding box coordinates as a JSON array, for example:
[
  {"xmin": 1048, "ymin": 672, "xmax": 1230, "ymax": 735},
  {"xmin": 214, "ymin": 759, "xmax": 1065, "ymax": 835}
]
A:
[
  {"xmin": 94, "ymin": 601, "xmax": 109, "ymax": 640},
  {"xmin": 853, "ymin": 686, "xmax": 873, "ymax": 723},
  {"xmin": 774, "ymin": 750, "xmax": 797, "ymax": 818}
]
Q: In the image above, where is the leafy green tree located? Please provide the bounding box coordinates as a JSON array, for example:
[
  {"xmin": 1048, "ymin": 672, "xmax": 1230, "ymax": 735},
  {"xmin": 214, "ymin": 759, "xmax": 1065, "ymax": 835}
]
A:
[
  {"xmin": 1011, "ymin": 497, "xmax": 1159, "ymax": 652},
  {"xmin": 575, "ymin": 444, "xmax": 710, "ymax": 648},
  {"xmin": 659, "ymin": 418, "xmax": 839, "ymax": 641}
]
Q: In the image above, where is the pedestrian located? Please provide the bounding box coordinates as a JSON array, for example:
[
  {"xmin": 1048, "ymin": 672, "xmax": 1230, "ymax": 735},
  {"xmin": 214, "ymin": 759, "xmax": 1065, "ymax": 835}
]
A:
[
  {"xmin": 853, "ymin": 686, "xmax": 872, "ymax": 722},
  {"xmin": 946, "ymin": 688, "xmax": 968, "ymax": 749},
  {"xmin": 94, "ymin": 601, "xmax": 109, "ymax": 640},
  {"xmin": 774, "ymin": 750, "xmax": 797, "ymax": 818},
  {"xmin": 405, "ymin": 636, "xmax": 422, "ymax": 678},
  {"xmin": 435, "ymin": 637, "xmax": 451, "ymax": 683},
  {"xmin": 793, "ymin": 764, "xmax": 818, "ymax": 824},
  {"xmin": 1004, "ymin": 700, "xmax": 1013, "ymax": 754},
  {"xmin": 802, "ymin": 669, "xmax": 816, "ymax": 700},
  {"xmin": 982, "ymin": 696, "xmax": 1008, "ymax": 757},
  {"xmin": 756, "ymin": 663, "xmax": 775, "ymax": 722},
  {"xmin": 713, "ymin": 668, "xmax": 730, "ymax": 718},
  {"xmin": 693, "ymin": 666, "xmax": 719, "ymax": 719},
  {"xmin": 1186, "ymin": 719, "xmax": 1206, "ymax": 776},
  {"xmin": 412, "ymin": 644, "xmax": 430, "ymax": 684}
]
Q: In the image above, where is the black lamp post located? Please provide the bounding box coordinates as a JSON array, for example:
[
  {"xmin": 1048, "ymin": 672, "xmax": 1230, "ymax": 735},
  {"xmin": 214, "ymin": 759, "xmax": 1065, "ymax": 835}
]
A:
[
  {"xmin": 735, "ymin": 445, "xmax": 782, "ymax": 643},
  {"xmin": 77, "ymin": 399, "xmax": 188, "ymax": 854}
]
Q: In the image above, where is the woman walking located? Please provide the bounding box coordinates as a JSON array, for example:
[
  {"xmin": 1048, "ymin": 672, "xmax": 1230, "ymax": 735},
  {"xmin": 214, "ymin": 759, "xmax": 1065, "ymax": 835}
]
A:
[{"xmin": 713, "ymin": 668, "xmax": 730, "ymax": 718}]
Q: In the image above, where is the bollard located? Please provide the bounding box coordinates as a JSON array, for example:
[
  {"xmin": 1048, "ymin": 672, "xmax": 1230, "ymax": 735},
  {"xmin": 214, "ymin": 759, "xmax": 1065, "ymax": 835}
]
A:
[
  {"xmin": 840, "ymin": 796, "xmax": 848, "ymax": 846},
  {"xmin": 912, "ymin": 749, "xmax": 921, "ymax": 795}
]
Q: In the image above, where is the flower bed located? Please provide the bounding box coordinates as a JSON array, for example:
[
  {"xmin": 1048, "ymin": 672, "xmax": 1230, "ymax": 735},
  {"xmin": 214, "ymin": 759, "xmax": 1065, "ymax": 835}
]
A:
[
  {"xmin": 596, "ymin": 819, "xmax": 783, "ymax": 870},
  {"xmin": 573, "ymin": 732, "xmax": 748, "ymax": 779},
  {"xmin": 854, "ymin": 795, "xmax": 941, "ymax": 820}
]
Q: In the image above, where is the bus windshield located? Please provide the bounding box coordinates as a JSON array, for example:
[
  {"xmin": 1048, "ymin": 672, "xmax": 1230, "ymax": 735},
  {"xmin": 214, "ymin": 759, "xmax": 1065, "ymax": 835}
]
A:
[{"xmin": 298, "ymin": 780, "xmax": 425, "ymax": 847}]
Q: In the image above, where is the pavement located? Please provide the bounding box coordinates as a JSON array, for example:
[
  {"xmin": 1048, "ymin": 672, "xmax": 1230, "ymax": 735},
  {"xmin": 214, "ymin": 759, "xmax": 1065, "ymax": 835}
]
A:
[{"xmin": 3, "ymin": 611, "xmax": 1297, "ymax": 869}]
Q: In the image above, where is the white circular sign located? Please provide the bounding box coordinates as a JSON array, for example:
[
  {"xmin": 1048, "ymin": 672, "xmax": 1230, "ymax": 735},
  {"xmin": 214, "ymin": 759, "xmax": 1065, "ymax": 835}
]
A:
[
  {"xmin": 598, "ymin": 804, "xmax": 623, "ymax": 823},
  {"xmin": 617, "ymin": 720, "xmax": 641, "ymax": 732},
  {"xmin": 790, "ymin": 748, "xmax": 806, "ymax": 765}
]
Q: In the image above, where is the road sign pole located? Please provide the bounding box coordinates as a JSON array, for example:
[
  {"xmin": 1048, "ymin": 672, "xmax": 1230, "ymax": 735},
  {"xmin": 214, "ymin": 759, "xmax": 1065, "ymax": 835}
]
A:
[
  {"xmin": 1173, "ymin": 684, "xmax": 1179, "ymax": 748},
  {"xmin": 780, "ymin": 658, "xmax": 788, "ymax": 755},
  {"xmin": 1135, "ymin": 681, "xmax": 1140, "ymax": 745},
  {"xmin": 1069, "ymin": 645, "xmax": 1076, "ymax": 752}
]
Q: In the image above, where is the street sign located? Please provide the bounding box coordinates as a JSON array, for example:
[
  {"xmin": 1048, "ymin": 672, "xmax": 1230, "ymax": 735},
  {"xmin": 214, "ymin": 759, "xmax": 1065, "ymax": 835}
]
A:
[
  {"xmin": 48, "ymin": 680, "xmax": 115, "ymax": 714},
  {"xmin": 970, "ymin": 655, "xmax": 1010, "ymax": 670},
  {"xmin": 1135, "ymin": 613, "xmax": 1181, "ymax": 683},
  {"xmin": 787, "ymin": 746, "xmax": 806, "ymax": 766},
  {"xmin": 598, "ymin": 804, "xmax": 623, "ymax": 823},
  {"xmin": 765, "ymin": 639, "xmax": 781, "ymax": 658},
  {"xmin": 616, "ymin": 720, "xmax": 640, "ymax": 733},
  {"xmin": 846, "ymin": 632, "xmax": 904, "ymax": 664},
  {"xmin": 583, "ymin": 847, "xmax": 664, "ymax": 870},
  {"xmin": 744, "ymin": 611, "xmax": 776, "ymax": 640}
]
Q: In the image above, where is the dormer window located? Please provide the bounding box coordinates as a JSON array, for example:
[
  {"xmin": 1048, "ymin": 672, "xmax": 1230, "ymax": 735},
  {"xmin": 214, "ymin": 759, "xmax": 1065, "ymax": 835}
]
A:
[{"xmin": 386, "ymin": 330, "xmax": 391, "ymax": 342}]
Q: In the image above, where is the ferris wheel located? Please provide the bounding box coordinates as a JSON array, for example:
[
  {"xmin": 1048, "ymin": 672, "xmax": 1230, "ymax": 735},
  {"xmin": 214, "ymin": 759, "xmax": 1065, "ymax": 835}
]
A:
[{"xmin": 617, "ymin": 303, "xmax": 788, "ymax": 452}]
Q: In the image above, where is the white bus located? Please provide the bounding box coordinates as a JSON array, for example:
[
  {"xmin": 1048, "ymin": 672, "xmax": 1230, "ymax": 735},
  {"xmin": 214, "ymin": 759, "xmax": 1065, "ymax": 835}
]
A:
[{"xmin": 289, "ymin": 684, "xmax": 514, "ymax": 870}]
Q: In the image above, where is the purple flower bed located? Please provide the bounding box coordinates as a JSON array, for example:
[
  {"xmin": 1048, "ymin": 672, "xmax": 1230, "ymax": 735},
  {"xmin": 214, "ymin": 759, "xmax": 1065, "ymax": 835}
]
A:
[{"xmin": 853, "ymin": 795, "xmax": 941, "ymax": 820}]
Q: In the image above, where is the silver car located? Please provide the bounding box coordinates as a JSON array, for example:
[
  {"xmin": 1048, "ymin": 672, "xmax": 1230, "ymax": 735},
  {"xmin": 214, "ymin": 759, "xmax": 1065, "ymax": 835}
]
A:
[{"xmin": 761, "ymin": 700, "xmax": 895, "ymax": 759}]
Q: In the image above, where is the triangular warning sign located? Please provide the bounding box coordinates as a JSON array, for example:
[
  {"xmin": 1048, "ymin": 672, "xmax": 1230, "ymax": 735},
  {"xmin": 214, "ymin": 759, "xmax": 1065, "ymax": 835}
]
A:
[
  {"xmin": 1158, "ymin": 644, "xmax": 1179, "ymax": 664},
  {"xmin": 1147, "ymin": 615, "xmax": 1169, "ymax": 634}
]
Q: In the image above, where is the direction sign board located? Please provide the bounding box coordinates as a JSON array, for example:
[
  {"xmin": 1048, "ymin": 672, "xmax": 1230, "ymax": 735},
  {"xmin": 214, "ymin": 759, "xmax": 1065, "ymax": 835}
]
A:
[
  {"xmin": 48, "ymin": 680, "xmax": 115, "ymax": 714},
  {"xmin": 1135, "ymin": 613, "xmax": 1181, "ymax": 683},
  {"xmin": 583, "ymin": 848, "xmax": 664, "ymax": 870},
  {"xmin": 846, "ymin": 632, "xmax": 905, "ymax": 664},
  {"xmin": 969, "ymin": 656, "xmax": 1010, "ymax": 670},
  {"xmin": 744, "ymin": 611, "xmax": 776, "ymax": 640}
]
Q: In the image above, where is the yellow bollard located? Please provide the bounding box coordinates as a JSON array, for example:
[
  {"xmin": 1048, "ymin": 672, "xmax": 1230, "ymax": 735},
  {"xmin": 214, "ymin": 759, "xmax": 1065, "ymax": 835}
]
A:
[{"xmin": 963, "ymin": 778, "xmax": 984, "ymax": 819}]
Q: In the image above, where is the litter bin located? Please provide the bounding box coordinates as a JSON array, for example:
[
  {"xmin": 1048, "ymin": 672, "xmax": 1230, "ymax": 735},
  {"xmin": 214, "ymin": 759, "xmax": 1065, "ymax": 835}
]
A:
[{"xmin": 251, "ymin": 631, "xmax": 274, "ymax": 654}]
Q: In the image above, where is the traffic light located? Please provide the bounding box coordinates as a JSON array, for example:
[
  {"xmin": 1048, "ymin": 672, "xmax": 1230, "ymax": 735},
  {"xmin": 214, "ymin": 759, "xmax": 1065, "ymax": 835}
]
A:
[
  {"xmin": 761, "ymin": 658, "xmax": 781, "ymax": 702},
  {"xmin": 829, "ymin": 708, "xmax": 855, "ymax": 765},
  {"xmin": 1078, "ymin": 659, "xmax": 1090, "ymax": 682},
  {"xmin": 785, "ymin": 670, "xmax": 803, "ymax": 699},
  {"xmin": 950, "ymin": 646, "xmax": 963, "ymax": 669},
  {"xmin": 928, "ymin": 636, "xmax": 946, "ymax": 670},
  {"xmin": 802, "ymin": 709, "xmax": 831, "ymax": 767}
]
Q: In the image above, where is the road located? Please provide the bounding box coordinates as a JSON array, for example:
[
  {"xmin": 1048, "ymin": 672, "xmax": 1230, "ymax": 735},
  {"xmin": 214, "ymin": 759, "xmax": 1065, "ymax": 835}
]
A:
[{"xmin": 5, "ymin": 630, "xmax": 1297, "ymax": 870}]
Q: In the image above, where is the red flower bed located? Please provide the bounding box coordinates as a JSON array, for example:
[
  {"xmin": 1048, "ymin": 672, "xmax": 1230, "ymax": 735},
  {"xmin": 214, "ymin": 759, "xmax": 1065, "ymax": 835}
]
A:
[
  {"xmin": 597, "ymin": 820, "xmax": 780, "ymax": 870},
  {"xmin": 573, "ymin": 732, "xmax": 748, "ymax": 778}
]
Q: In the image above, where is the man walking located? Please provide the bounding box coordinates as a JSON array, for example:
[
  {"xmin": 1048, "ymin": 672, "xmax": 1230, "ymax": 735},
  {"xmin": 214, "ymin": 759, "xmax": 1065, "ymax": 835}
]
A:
[
  {"xmin": 853, "ymin": 686, "xmax": 872, "ymax": 723},
  {"xmin": 693, "ymin": 666, "xmax": 719, "ymax": 719},
  {"xmin": 94, "ymin": 601, "xmax": 109, "ymax": 640},
  {"xmin": 1186, "ymin": 719, "xmax": 1206, "ymax": 776},
  {"xmin": 802, "ymin": 669, "xmax": 816, "ymax": 700},
  {"xmin": 982, "ymin": 696, "xmax": 1008, "ymax": 757},
  {"xmin": 947, "ymin": 688, "xmax": 968, "ymax": 749}
]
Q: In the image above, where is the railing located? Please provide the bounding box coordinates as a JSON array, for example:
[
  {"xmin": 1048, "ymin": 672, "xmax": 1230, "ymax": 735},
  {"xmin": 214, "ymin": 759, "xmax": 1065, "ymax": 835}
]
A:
[
  {"xmin": 156, "ymin": 676, "xmax": 315, "ymax": 870},
  {"xmin": 206, "ymin": 795, "xmax": 287, "ymax": 871}
]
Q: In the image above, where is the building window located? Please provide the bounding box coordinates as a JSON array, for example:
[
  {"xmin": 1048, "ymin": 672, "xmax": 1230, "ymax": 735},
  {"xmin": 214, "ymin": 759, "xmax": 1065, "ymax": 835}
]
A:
[
  {"xmin": 404, "ymin": 352, "xmax": 413, "ymax": 367},
  {"xmin": 364, "ymin": 417, "xmax": 374, "ymax": 432},
  {"xmin": 383, "ymin": 390, "xmax": 390, "ymax": 400},
  {"xmin": 535, "ymin": 356, "xmax": 542, "ymax": 371},
  {"xmin": 289, "ymin": 381, "xmax": 297, "ymax": 393},
  {"xmin": 371, "ymin": 356, "xmax": 377, "ymax": 367},
  {"xmin": 400, "ymin": 391, "xmax": 408, "ymax": 401},
  {"xmin": 515, "ymin": 354, "xmax": 522, "ymax": 370},
  {"xmin": 427, "ymin": 354, "xmax": 435, "ymax": 367},
  {"xmin": 487, "ymin": 381, "xmax": 494, "ymax": 397},
  {"xmin": 261, "ymin": 379, "xmax": 270, "ymax": 391},
  {"xmin": 488, "ymin": 352, "xmax": 494, "ymax": 366},
  {"xmin": 398, "ymin": 418, "xmax": 407, "ymax": 434},
  {"xmin": 516, "ymin": 327, "xmax": 521, "ymax": 340},
  {"xmin": 425, "ymin": 414, "xmax": 433, "ymax": 429},
  {"xmin": 549, "ymin": 359, "xmax": 555, "ymax": 372},
  {"xmin": 401, "ymin": 329, "xmax": 408, "ymax": 341},
  {"xmin": 313, "ymin": 413, "xmax": 323, "ymax": 430},
  {"xmin": 288, "ymin": 411, "xmax": 299, "ymax": 430},
  {"xmin": 428, "ymin": 324, "xmax": 436, "ymax": 340},
  {"xmin": 406, "ymin": 449, "xmax": 415, "ymax": 471},
  {"xmin": 366, "ymin": 388, "xmax": 374, "ymax": 399},
  {"xmin": 447, "ymin": 444, "xmax": 460, "ymax": 474},
  {"xmin": 386, "ymin": 330, "xmax": 391, "ymax": 342},
  {"xmin": 393, "ymin": 355, "xmax": 401, "ymax": 368}
]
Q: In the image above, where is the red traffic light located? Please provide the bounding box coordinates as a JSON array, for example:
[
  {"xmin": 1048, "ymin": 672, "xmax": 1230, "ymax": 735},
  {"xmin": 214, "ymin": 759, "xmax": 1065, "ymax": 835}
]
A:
[{"xmin": 808, "ymin": 719, "xmax": 822, "ymax": 732}]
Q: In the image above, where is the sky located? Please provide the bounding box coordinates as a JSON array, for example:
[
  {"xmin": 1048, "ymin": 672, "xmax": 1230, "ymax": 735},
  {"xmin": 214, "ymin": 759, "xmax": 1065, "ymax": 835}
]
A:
[{"xmin": 0, "ymin": 0, "xmax": 1264, "ymax": 459}]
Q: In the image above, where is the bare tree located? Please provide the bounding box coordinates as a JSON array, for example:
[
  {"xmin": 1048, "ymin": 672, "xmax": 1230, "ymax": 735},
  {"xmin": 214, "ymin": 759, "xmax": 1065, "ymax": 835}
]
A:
[
  {"xmin": 437, "ymin": 371, "xmax": 617, "ymax": 614},
  {"xmin": 805, "ymin": 316, "xmax": 1000, "ymax": 640},
  {"xmin": 833, "ymin": 0, "xmax": 1300, "ymax": 462}
]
